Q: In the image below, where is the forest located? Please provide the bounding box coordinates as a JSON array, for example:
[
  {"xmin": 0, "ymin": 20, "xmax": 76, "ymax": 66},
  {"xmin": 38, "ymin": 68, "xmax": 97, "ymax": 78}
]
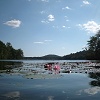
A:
[{"xmin": 0, "ymin": 41, "xmax": 24, "ymax": 59}]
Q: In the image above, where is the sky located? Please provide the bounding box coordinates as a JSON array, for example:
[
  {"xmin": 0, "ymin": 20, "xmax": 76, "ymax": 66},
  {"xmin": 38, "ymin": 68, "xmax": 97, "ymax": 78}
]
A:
[{"xmin": 0, "ymin": 0, "xmax": 100, "ymax": 57}]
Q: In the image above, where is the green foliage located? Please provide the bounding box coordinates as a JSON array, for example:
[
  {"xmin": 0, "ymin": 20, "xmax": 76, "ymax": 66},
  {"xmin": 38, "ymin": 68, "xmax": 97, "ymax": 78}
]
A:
[
  {"xmin": 86, "ymin": 31, "xmax": 100, "ymax": 60},
  {"xmin": 63, "ymin": 50, "xmax": 87, "ymax": 60},
  {"xmin": 0, "ymin": 41, "xmax": 8, "ymax": 59},
  {"xmin": 0, "ymin": 40, "xmax": 24, "ymax": 59}
]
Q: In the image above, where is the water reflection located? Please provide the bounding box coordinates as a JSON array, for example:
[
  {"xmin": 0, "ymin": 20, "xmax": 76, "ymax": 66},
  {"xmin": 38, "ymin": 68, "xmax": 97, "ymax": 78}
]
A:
[
  {"xmin": 89, "ymin": 72, "xmax": 100, "ymax": 86},
  {"xmin": 83, "ymin": 72, "xmax": 100, "ymax": 96},
  {"xmin": 84, "ymin": 87, "xmax": 100, "ymax": 95},
  {"xmin": 48, "ymin": 96, "xmax": 54, "ymax": 100},
  {"xmin": 0, "ymin": 61, "xmax": 23, "ymax": 73},
  {"xmin": 3, "ymin": 91, "xmax": 20, "ymax": 98},
  {"xmin": 78, "ymin": 86, "xmax": 100, "ymax": 95},
  {"xmin": 90, "ymin": 60, "xmax": 100, "ymax": 63}
]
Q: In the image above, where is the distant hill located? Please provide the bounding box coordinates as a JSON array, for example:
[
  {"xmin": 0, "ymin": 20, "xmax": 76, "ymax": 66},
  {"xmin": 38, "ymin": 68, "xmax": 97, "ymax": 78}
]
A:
[
  {"xmin": 42, "ymin": 54, "xmax": 62, "ymax": 60},
  {"xmin": 23, "ymin": 51, "xmax": 88, "ymax": 60},
  {"xmin": 23, "ymin": 54, "xmax": 62, "ymax": 60}
]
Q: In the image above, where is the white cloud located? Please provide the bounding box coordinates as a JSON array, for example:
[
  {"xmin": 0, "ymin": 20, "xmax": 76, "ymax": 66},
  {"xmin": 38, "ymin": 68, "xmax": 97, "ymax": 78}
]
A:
[
  {"xmin": 62, "ymin": 26, "xmax": 71, "ymax": 29},
  {"xmin": 34, "ymin": 42, "xmax": 44, "ymax": 44},
  {"xmin": 81, "ymin": 0, "xmax": 90, "ymax": 7},
  {"xmin": 83, "ymin": 0, "xmax": 90, "ymax": 5},
  {"xmin": 41, "ymin": 20, "xmax": 49, "ymax": 24},
  {"xmin": 41, "ymin": 0, "xmax": 49, "ymax": 2},
  {"xmin": 66, "ymin": 6, "xmax": 71, "ymax": 10},
  {"xmin": 4, "ymin": 19, "xmax": 21, "ymax": 28},
  {"xmin": 41, "ymin": 14, "xmax": 55, "ymax": 24},
  {"xmin": 48, "ymin": 14, "xmax": 55, "ymax": 21},
  {"xmin": 56, "ymin": 0, "xmax": 61, "ymax": 2},
  {"xmin": 52, "ymin": 25, "xmax": 59, "ymax": 29},
  {"xmin": 34, "ymin": 40, "xmax": 52, "ymax": 44},
  {"xmin": 66, "ymin": 20, "xmax": 69, "ymax": 22},
  {"xmin": 40, "ymin": 10, "xmax": 46, "ymax": 14},
  {"xmin": 62, "ymin": 6, "xmax": 71, "ymax": 10},
  {"xmin": 77, "ymin": 24, "xmax": 82, "ymax": 27},
  {"xmin": 62, "ymin": 25, "xmax": 66, "ymax": 28},
  {"xmin": 28, "ymin": 0, "xmax": 31, "ymax": 1},
  {"xmin": 77, "ymin": 21, "xmax": 100, "ymax": 33},
  {"xmin": 44, "ymin": 40, "xmax": 52, "ymax": 42},
  {"xmin": 64, "ymin": 16, "xmax": 69, "ymax": 22},
  {"xmin": 64, "ymin": 16, "xmax": 68, "ymax": 18},
  {"xmin": 67, "ymin": 27, "xmax": 71, "ymax": 28}
]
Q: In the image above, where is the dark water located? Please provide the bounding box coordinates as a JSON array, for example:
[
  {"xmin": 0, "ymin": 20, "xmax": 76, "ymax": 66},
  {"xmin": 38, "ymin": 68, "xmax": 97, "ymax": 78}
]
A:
[{"xmin": 0, "ymin": 60, "xmax": 100, "ymax": 100}]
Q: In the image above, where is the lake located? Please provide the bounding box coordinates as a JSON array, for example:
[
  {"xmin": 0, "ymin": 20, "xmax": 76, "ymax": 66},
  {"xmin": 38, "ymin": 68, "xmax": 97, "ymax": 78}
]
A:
[{"xmin": 0, "ymin": 60, "xmax": 100, "ymax": 100}]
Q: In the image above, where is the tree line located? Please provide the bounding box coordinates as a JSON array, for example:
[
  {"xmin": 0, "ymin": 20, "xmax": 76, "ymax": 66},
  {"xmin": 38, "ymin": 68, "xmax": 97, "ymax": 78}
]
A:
[
  {"xmin": 63, "ymin": 50, "xmax": 87, "ymax": 60},
  {"xmin": 0, "ymin": 30, "xmax": 100, "ymax": 60},
  {"xmin": 0, "ymin": 41, "xmax": 24, "ymax": 59}
]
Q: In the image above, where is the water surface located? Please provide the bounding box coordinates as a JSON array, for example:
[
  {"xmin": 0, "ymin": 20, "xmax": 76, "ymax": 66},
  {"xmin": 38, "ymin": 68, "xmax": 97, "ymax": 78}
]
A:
[{"xmin": 0, "ymin": 60, "xmax": 100, "ymax": 100}]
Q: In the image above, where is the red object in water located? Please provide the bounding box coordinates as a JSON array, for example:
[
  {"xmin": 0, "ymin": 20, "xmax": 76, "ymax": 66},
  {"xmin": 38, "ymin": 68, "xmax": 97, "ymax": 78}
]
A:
[
  {"xmin": 54, "ymin": 65, "xmax": 60, "ymax": 71},
  {"xmin": 47, "ymin": 64, "xmax": 52, "ymax": 71},
  {"xmin": 44, "ymin": 63, "xmax": 53, "ymax": 71}
]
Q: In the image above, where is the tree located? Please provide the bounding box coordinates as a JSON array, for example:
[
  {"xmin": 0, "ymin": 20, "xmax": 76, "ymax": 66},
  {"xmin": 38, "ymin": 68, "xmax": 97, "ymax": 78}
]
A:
[
  {"xmin": 16, "ymin": 49, "xmax": 24, "ymax": 59},
  {"xmin": 6, "ymin": 42, "xmax": 14, "ymax": 59},
  {"xmin": 87, "ymin": 31, "xmax": 100, "ymax": 60},
  {"xmin": 0, "ymin": 41, "xmax": 7, "ymax": 59},
  {"xmin": 0, "ymin": 40, "xmax": 24, "ymax": 59}
]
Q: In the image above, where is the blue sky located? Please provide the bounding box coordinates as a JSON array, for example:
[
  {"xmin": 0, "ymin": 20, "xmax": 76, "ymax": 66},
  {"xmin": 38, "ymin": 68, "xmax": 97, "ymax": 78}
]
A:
[{"xmin": 0, "ymin": 0, "xmax": 100, "ymax": 57}]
